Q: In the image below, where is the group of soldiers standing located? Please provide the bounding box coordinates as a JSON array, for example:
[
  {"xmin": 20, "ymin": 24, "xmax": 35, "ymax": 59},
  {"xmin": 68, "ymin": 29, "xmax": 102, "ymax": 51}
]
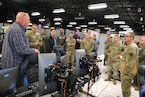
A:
[
  {"xmin": 25, "ymin": 24, "xmax": 99, "ymax": 65},
  {"xmin": 104, "ymin": 32, "xmax": 145, "ymax": 97},
  {"xmin": 25, "ymin": 24, "xmax": 47, "ymax": 53},
  {"xmin": 25, "ymin": 24, "xmax": 144, "ymax": 97}
]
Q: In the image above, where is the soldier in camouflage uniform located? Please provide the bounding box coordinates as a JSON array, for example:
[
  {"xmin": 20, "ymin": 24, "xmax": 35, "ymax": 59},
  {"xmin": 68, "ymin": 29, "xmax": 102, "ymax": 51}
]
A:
[
  {"xmin": 104, "ymin": 34, "xmax": 112, "ymax": 66},
  {"xmin": 119, "ymin": 32, "xmax": 138, "ymax": 97},
  {"xmin": 66, "ymin": 32, "xmax": 76, "ymax": 64},
  {"xmin": 104, "ymin": 35, "xmax": 124, "ymax": 85},
  {"xmin": 26, "ymin": 24, "xmax": 41, "ymax": 50},
  {"xmin": 81, "ymin": 33, "xmax": 94, "ymax": 53},
  {"xmin": 40, "ymin": 28, "xmax": 47, "ymax": 53}
]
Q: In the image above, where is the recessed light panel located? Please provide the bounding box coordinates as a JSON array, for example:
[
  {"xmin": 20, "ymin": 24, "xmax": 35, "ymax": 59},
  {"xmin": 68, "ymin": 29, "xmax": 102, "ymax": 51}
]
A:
[
  {"xmin": 88, "ymin": 3, "xmax": 107, "ymax": 10},
  {"xmin": 31, "ymin": 12, "xmax": 40, "ymax": 16},
  {"xmin": 114, "ymin": 21, "xmax": 125, "ymax": 24},
  {"xmin": 53, "ymin": 8, "xmax": 65, "ymax": 13}
]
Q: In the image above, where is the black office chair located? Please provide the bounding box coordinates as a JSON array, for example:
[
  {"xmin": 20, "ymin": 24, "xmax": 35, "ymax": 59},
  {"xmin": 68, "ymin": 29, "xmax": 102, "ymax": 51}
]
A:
[{"xmin": 20, "ymin": 55, "xmax": 38, "ymax": 85}]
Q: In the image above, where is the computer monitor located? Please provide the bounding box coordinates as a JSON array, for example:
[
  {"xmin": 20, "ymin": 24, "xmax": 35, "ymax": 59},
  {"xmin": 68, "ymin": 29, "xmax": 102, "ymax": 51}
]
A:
[
  {"xmin": 75, "ymin": 49, "xmax": 88, "ymax": 76},
  {"xmin": 0, "ymin": 66, "xmax": 18, "ymax": 94},
  {"xmin": 38, "ymin": 53, "xmax": 58, "ymax": 96}
]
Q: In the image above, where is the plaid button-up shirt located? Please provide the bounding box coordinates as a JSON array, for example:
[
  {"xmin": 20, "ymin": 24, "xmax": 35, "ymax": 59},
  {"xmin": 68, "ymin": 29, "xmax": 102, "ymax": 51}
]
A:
[{"xmin": 1, "ymin": 22, "xmax": 35, "ymax": 69}]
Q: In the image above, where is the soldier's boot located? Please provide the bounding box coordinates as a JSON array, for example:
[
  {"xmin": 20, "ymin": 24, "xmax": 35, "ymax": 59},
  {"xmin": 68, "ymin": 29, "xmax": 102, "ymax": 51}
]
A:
[
  {"xmin": 113, "ymin": 79, "xmax": 117, "ymax": 85},
  {"xmin": 135, "ymin": 86, "xmax": 140, "ymax": 91},
  {"xmin": 104, "ymin": 77, "xmax": 111, "ymax": 81}
]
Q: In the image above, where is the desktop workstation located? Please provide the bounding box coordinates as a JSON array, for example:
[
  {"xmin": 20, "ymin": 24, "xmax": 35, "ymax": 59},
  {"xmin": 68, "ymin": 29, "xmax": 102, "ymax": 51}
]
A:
[{"xmin": 0, "ymin": 50, "xmax": 101, "ymax": 97}]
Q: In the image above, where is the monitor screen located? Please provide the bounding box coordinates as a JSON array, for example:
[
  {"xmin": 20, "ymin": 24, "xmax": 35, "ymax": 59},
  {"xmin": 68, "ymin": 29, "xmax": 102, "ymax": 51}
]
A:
[
  {"xmin": 38, "ymin": 53, "xmax": 58, "ymax": 96},
  {"xmin": 0, "ymin": 66, "xmax": 18, "ymax": 94}
]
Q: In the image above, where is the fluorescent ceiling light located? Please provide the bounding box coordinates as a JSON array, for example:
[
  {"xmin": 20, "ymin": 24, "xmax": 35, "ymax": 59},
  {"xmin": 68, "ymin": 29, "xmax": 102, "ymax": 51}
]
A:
[
  {"xmin": 138, "ymin": 7, "xmax": 141, "ymax": 12},
  {"xmin": 140, "ymin": 17, "xmax": 143, "ymax": 21},
  {"xmin": 126, "ymin": 30, "xmax": 134, "ymax": 32},
  {"xmin": 53, "ymin": 8, "xmax": 65, "ymax": 13},
  {"xmin": 67, "ymin": 25, "xmax": 73, "ymax": 27},
  {"xmin": 31, "ymin": 12, "xmax": 40, "ymax": 16},
  {"xmin": 104, "ymin": 27, "xmax": 111, "ymax": 30},
  {"xmin": 119, "ymin": 31, "xmax": 128, "ymax": 34},
  {"xmin": 76, "ymin": 27, "xmax": 81, "ymax": 29},
  {"xmin": 120, "ymin": 25, "xmax": 129, "ymax": 28},
  {"xmin": 43, "ymin": 26, "xmax": 49, "ymax": 28},
  {"xmin": 142, "ymin": 25, "xmax": 144, "ymax": 28},
  {"xmin": 123, "ymin": 28, "xmax": 132, "ymax": 31},
  {"xmin": 69, "ymin": 22, "xmax": 77, "ymax": 25},
  {"xmin": 88, "ymin": 22, "xmax": 97, "ymax": 25},
  {"xmin": 29, "ymin": 23, "xmax": 32, "ymax": 26},
  {"xmin": 7, "ymin": 20, "xmax": 13, "ymax": 23},
  {"xmin": 114, "ymin": 21, "xmax": 125, "ymax": 24},
  {"xmin": 109, "ymin": 29, "xmax": 116, "ymax": 31},
  {"xmin": 104, "ymin": 14, "xmax": 119, "ymax": 19},
  {"xmin": 80, "ymin": 25, "xmax": 87, "ymax": 27},
  {"xmin": 88, "ymin": 3, "xmax": 107, "ymax": 10},
  {"xmin": 98, "ymin": 25, "xmax": 105, "ymax": 27},
  {"xmin": 53, "ymin": 18, "xmax": 62, "ymax": 21},
  {"xmin": 0, "ymin": 2, "xmax": 3, "ymax": 6},
  {"xmin": 38, "ymin": 18, "xmax": 45, "ymax": 22},
  {"xmin": 54, "ymin": 22, "xmax": 61, "ymax": 25}
]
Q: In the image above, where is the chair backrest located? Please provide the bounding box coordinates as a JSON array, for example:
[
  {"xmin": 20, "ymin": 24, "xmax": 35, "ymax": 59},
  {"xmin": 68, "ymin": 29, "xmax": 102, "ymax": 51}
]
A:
[{"xmin": 0, "ymin": 66, "xmax": 18, "ymax": 94}]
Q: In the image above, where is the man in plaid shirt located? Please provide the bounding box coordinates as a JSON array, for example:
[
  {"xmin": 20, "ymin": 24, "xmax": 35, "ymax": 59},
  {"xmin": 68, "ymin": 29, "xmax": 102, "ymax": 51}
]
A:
[{"xmin": 1, "ymin": 12, "xmax": 40, "ymax": 69}]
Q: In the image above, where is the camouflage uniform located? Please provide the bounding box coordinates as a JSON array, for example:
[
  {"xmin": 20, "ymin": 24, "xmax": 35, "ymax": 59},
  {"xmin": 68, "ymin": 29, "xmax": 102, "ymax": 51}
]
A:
[
  {"xmin": 121, "ymin": 42, "xmax": 138, "ymax": 97},
  {"xmin": 104, "ymin": 39, "xmax": 113, "ymax": 81},
  {"xmin": 104, "ymin": 39, "xmax": 113, "ymax": 65},
  {"xmin": 66, "ymin": 37, "xmax": 76, "ymax": 64},
  {"xmin": 108, "ymin": 42, "xmax": 124, "ymax": 80},
  {"xmin": 40, "ymin": 34, "xmax": 47, "ymax": 53},
  {"xmin": 26, "ymin": 31, "xmax": 41, "ymax": 50},
  {"xmin": 81, "ymin": 38, "xmax": 94, "ymax": 53}
]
